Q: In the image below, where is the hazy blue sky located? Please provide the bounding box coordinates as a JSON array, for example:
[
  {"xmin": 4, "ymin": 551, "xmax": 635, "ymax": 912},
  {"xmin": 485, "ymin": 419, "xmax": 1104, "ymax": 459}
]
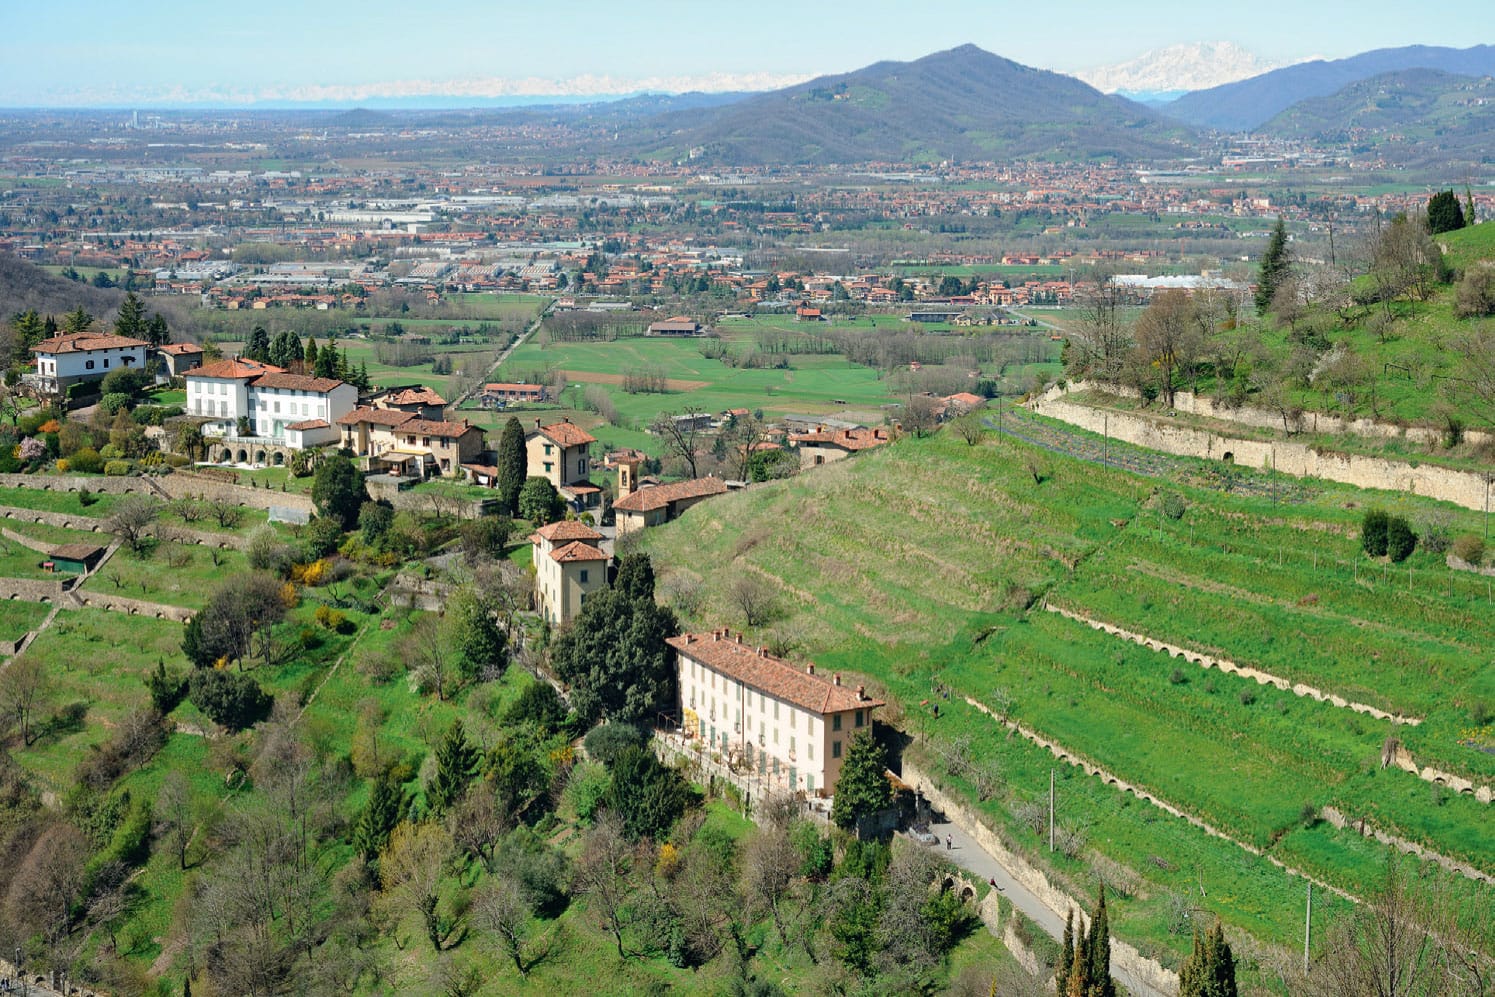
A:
[{"xmin": 3, "ymin": 0, "xmax": 1490, "ymax": 105}]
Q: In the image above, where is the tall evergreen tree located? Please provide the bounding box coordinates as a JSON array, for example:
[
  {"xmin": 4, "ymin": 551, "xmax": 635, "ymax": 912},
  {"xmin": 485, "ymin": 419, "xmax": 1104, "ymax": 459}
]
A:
[
  {"xmin": 304, "ymin": 336, "xmax": 319, "ymax": 373},
  {"xmin": 830, "ymin": 731, "xmax": 892, "ymax": 836},
  {"xmin": 496, "ymin": 416, "xmax": 527, "ymax": 516},
  {"xmin": 1179, "ymin": 920, "xmax": 1238, "ymax": 997},
  {"xmin": 1058, "ymin": 910, "xmax": 1075, "ymax": 996},
  {"xmin": 1255, "ymin": 217, "xmax": 1291, "ymax": 314},
  {"xmin": 354, "ymin": 773, "xmax": 409, "ymax": 861},
  {"xmin": 115, "ymin": 291, "xmax": 148, "ymax": 339},
  {"xmin": 1427, "ymin": 189, "xmax": 1466, "ymax": 235},
  {"xmin": 428, "ymin": 719, "xmax": 479, "ymax": 815},
  {"xmin": 63, "ymin": 306, "xmax": 94, "ymax": 333},
  {"xmin": 12, "ymin": 310, "xmax": 45, "ymax": 349},
  {"xmin": 245, "ymin": 325, "xmax": 271, "ymax": 363},
  {"xmin": 1086, "ymin": 885, "xmax": 1115, "ymax": 997},
  {"xmin": 146, "ymin": 313, "xmax": 169, "ymax": 347},
  {"xmin": 315, "ymin": 339, "xmax": 339, "ymax": 379}
]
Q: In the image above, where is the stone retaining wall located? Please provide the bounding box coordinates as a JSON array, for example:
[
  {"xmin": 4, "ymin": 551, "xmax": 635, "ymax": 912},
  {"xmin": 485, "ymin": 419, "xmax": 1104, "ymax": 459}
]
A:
[
  {"xmin": 901, "ymin": 757, "xmax": 1180, "ymax": 997},
  {"xmin": 1030, "ymin": 393, "xmax": 1495, "ymax": 512},
  {"xmin": 1322, "ymin": 806, "xmax": 1492, "ymax": 885},
  {"xmin": 67, "ymin": 590, "xmax": 192, "ymax": 622},
  {"xmin": 0, "ymin": 506, "xmax": 246, "ymax": 550},
  {"xmin": 1050, "ymin": 381, "xmax": 1495, "ymax": 451},
  {"xmin": 159, "ymin": 471, "xmax": 316, "ymax": 513}
]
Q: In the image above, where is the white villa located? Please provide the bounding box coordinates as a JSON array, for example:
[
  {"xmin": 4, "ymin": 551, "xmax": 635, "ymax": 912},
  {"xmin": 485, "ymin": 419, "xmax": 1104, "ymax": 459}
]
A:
[
  {"xmin": 27, "ymin": 332, "xmax": 150, "ymax": 395},
  {"xmin": 185, "ymin": 358, "xmax": 354, "ymax": 452}
]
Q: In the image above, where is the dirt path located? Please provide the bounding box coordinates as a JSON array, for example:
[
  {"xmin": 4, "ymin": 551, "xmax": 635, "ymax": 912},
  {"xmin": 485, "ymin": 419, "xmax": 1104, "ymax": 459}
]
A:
[{"xmin": 559, "ymin": 369, "xmax": 709, "ymax": 392}]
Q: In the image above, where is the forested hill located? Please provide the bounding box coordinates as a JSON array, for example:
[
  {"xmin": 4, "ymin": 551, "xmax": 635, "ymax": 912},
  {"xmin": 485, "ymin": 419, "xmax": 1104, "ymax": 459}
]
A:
[
  {"xmin": 1161, "ymin": 43, "xmax": 1495, "ymax": 132},
  {"xmin": 630, "ymin": 45, "xmax": 1196, "ymax": 165},
  {"xmin": 0, "ymin": 254, "xmax": 124, "ymax": 320},
  {"xmin": 1258, "ymin": 69, "xmax": 1495, "ymax": 169}
]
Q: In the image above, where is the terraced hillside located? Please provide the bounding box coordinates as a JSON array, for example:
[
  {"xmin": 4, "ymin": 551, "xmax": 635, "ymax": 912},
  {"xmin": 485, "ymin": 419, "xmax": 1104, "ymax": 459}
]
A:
[{"xmin": 638, "ymin": 427, "xmax": 1494, "ymax": 975}]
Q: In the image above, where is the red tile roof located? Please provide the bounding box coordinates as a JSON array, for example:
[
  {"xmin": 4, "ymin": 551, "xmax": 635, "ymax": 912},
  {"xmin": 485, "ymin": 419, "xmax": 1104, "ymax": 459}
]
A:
[
  {"xmin": 612, "ymin": 477, "xmax": 727, "ymax": 513},
  {"xmin": 550, "ymin": 540, "xmax": 610, "ymax": 564},
  {"xmin": 945, "ymin": 392, "xmax": 985, "ymax": 408},
  {"xmin": 535, "ymin": 421, "xmax": 596, "ymax": 448},
  {"xmin": 400, "ymin": 418, "xmax": 481, "ymax": 439},
  {"xmin": 384, "ymin": 386, "xmax": 446, "ymax": 406},
  {"xmin": 530, "ymin": 520, "xmax": 604, "ymax": 544},
  {"xmin": 33, "ymin": 332, "xmax": 151, "ymax": 354},
  {"xmin": 286, "ymin": 419, "xmax": 330, "ymax": 431},
  {"xmin": 337, "ymin": 406, "xmax": 416, "ymax": 428},
  {"xmin": 790, "ymin": 427, "xmax": 890, "ymax": 451},
  {"xmin": 190, "ymin": 358, "xmax": 286, "ymax": 381},
  {"xmin": 669, "ymin": 631, "xmax": 884, "ymax": 715},
  {"xmin": 251, "ymin": 372, "xmax": 346, "ymax": 393},
  {"xmin": 156, "ymin": 343, "xmax": 203, "ymax": 355}
]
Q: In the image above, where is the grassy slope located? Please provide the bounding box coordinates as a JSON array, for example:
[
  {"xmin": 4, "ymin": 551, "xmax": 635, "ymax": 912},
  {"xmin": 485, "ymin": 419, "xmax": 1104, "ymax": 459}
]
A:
[{"xmin": 638, "ymin": 429, "xmax": 1494, "ymax": 966}]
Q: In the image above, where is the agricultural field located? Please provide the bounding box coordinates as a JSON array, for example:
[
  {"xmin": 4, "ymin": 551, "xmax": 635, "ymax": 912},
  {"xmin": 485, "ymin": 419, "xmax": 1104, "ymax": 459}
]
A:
[{"xmin": 637, "ymin": 424, "xmax": 1495, "ymax": 975}]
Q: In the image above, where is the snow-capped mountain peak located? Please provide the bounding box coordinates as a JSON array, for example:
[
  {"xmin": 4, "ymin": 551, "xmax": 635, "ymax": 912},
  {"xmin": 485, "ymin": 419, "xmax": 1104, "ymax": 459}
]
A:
[{"xmin": 1076, "ymin": 41, "xmax": 1301, "ymax": 97}]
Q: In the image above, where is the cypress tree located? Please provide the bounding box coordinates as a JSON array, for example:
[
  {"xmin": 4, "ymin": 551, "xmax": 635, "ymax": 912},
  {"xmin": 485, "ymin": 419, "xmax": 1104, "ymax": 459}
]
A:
[
  {"xmin": 496, "ymin": 416, "xmax": 527, "ymax": 515},
  {"xmin": 1180, "ymin": 920, "xmax": 1238, "ymax": 997},
  {"xmin": 1427, "ymin": 189, "xmax": 1466, "ymax": 235},
  {"xmin": 115, "ymin": 292, "xmax": 148, "ymax": 339},
  {"xmin": 304, "ymin": 337, "xmax": 319, "ymax": 372},
  {"xmin": 1057, "ymin": 910, "xmax": 1075, "ymax": 996},
  {"xmin": 1086, "ymin": 885, "xmax": 1115, "ymax": 997},
  {"xmin": 428, "ymin": 719, "xmax": 479, "ymax": 815},
  {"xmin": 1255, "ymin": 217, "xmax": 1291, "ymax": 314},
  {"xmin": 245, "ymin": 325, "xmax": 271, "ymax": 362}
]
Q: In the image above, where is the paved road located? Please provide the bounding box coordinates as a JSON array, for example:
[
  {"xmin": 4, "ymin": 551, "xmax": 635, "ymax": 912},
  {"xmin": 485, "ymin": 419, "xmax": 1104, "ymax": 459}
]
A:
[{"xmin": 925, "ymin": 819, "xmax": 1169, "ymax": 997}]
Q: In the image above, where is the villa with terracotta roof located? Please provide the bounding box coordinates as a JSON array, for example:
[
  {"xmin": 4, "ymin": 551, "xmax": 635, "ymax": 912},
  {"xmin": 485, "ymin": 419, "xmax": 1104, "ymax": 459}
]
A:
[
  {"xmin": 612, "ymin": 471, "xmax": 728, "ymax": 536},
  {"xmin": 27, "ymin": 331, "xmax": 150, "ymax": 396},
  {"xmin": 337, "ymin": 407, "xmax": 484, "ymax": 477},
  {"xmin": 371, "ymin": 384, "xmax": 447, "ymax": 420},
  {"xmin": 186, "ymin": 359, "xmax": 354, "ymax": 451},
  {"xmin": 789, "ymin": 425, "xmax": 892, "ymax": 467},
  {"xmin": 526, "ymin": 419, "xmax": 601, "ymax": 510},
  {"xmin": 530, "ymin": 519, "xmax": 610, "ymax": 625},
  {"xmin": 669, "ymin": 629, "xmax": 884, "ymax": 798}
]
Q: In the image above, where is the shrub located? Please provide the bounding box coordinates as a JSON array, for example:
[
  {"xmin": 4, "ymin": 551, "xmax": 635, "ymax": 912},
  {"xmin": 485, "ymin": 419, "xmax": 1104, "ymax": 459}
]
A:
[
  {"xmin": 1161, "ymin": 493, "xmax": 1188, "ymax": 521},
  {"xmin": 1238, "ymin": 688, "xmax": 1257, "ymax": 706},
  {"xmin": 69, "ymin": 448, "xmax": 104, "ymax": 474},
  {"xmin": 502, "ymin": 680, "xmax": 568, "ymax": 735},
  {"xmin": 99, "ymin": 443, "xmax": 124, "ymax": 460},
  {"xmin": 104, "ymin": 460, "xmax": 131, "ymax": 476},
  {"xmin": 1386, "ymin": 515, "xmax": 1417, "ymax": 563},
  {"xmin": 188, "ymin": 669, "xmax": 272, "ymax": 731},
  {"xmin": 1451, "ymin": 533, "xmax": 1485, "ymax": 565},
  {"xmin": 314, "ymin": 604, "xmax": 349, "ymax": 632},
  {"xmin": 1169, "ymin": 668, "xmax": 1187, "ymax": 685},
  {"xmin": 565, "ymin": 761, "xmax": 611, "ymax": 825},
  {"xmin": 1455, "ymin": 264, "xmax": 1495, "ymax": 318},
  {"xmin": 98, "ymin": 392, "xmax": 132, "ymax": 416},
  {"xmin": 78, "ymin": 487, "xmax": 98, "ymax": 506},
  {"xmin": 1361, "ymin": 508, "xmax": 1390, "ymax": 557},
  {"xmin": 582, "ymin": 723, "xmax": 645, "ymax": 765}
]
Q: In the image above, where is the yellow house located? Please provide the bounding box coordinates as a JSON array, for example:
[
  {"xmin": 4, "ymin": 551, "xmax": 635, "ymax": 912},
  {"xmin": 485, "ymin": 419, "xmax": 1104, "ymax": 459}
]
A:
[
  {"xmin": 668, "ymin": 629, "xmax": 884, "ymax": 798},
  {"xmin": 530, "ymin": 520, "xmax": 609, "ymax": 625},
  {"xmin": 525, "ymin": 419, "xmax": 601, "ymax": 509}
]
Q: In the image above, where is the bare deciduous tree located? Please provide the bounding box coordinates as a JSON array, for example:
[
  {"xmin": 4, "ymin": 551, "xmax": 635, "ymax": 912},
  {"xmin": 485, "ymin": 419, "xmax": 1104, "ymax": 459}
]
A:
[
  {"xmin": 570, "ymin": 813, "xmax": 641, "ymax": 959},
  {"xmin": 108, "ymin": 494, "xmax": 161, "ymax": 553},
  {"xmin": 1, "ymin": 655, "xmax": 51, "ymax": 746},
  {"xmin": 649, "ymin": 409, "xmax": 708, "ymax": 479},
  {"xmin": 728, "ymin": 574, "xmax": 779, "ymax": 628},
  {"xmin": 1133, "ymin": 289, "xmax": 1203, "ymax": 409}
]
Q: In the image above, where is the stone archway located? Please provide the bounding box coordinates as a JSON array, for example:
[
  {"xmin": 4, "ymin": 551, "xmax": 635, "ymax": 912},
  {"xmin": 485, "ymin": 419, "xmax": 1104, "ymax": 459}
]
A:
[
  {"xmin": 272, "ymin": 451, "xmax": 285, "ymax": 466},
  {"xmin": 253, "ymin": 449, "xmax": 267, "ymax": 466},
  {"xmin": 236, "ymin": 449, "xmax": 248, "ymax": 464}
]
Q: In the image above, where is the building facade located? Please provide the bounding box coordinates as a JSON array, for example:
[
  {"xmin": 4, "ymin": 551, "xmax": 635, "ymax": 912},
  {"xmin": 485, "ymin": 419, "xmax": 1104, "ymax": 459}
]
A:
[
  {"xmin": 337, "ymin": 408, "xmax": 485, "ymax": 477},
  {"xmin": 668, "ymin": 630, "xmax": 884, "ymax": 798},
  {"xmin": 530, "ymin": 520, "xmax": 610, "ymax": 625},
  {"xmin": 525, "ymin": 419, "xmax": 601, "ymax": 509},
  {"xmin": 28, "ymin": 332, "xmax": 150, "ymax": 395},
  {"xmin": 186, "ymin": 359, "xmax": 353, "ymax": 449}
]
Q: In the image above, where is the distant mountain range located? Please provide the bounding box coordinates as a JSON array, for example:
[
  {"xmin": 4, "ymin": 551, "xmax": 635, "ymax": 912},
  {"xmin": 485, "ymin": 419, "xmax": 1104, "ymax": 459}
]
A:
[
  {"xmin": 1259, "ymin": 68, "xmax": 1495, "ymax": 168},
  {"xmin": 1161, "ymin": 44, "xmax": 1495, "ymax": 131},
  {"xmin": 1077, "ymin": 42, "xmax": 1297, "ymax": 103},
  {"xmin": 628, "ymin": 45, "xmax": 1194, "ymax": 166}
]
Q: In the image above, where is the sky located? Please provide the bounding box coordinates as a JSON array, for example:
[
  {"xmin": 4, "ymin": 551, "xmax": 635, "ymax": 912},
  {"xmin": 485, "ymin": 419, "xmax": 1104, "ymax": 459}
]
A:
[{"xmin": 2, "ymin": 0, "xmax": 1491, "ymax": 107}]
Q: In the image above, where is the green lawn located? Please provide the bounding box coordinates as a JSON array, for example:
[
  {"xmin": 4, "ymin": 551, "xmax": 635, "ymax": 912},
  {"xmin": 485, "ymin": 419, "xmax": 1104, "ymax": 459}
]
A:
[
  {"xmin": 81, "ymin": 542, "xmax": 250, "ymax": 610},
  {"xmin": 0, "ymin": 599, "xmax": 50, "ymax": 643}
]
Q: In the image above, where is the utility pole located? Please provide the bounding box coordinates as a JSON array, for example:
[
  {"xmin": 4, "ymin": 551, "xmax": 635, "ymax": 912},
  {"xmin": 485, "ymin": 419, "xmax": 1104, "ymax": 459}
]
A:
[
  {"xmin": 1049, "ymin": 768, "xmax": 1055, "ymax": 853},
  {"xmin": 1103, "ymin": 412, "xmax": 1109, "ymax": 467},
  {"xmin": 1304, "ymin": 882, "xmax": 1312, "ymax": 976}
]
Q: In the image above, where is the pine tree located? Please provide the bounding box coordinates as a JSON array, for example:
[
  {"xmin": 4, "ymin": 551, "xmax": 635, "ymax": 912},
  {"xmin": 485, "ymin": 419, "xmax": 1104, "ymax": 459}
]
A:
[
  {"xmin": 354, "ymin": 773, "xmax": 408, "ymax": 861},
  {"xmin": 63, "ymin": 306, "xmax": 94, "ymax": 333},
  {"xmin": 115, "ymin": 291, "xmax": 148, "ymax": 339},
  {"xmin": 304, "ymin": 337, "xmax": 319, "ymax": 373},
  {"xmin": 1255, "ymin": 217, "xmax": 1291, "ymax": 314},
  {"xmin": 496, "ymin": 416, "xmax": 527, "ymax": 516},
  {"xmin": 830, "ymin": 731, "xmax": 892, "ymax": 835},
  {"xmin": 357, "ymin": 360, "xmax": 370, "ymax": 391},
  {"xmin": 428, "ymin": 719, "xmax": 479, "ymax": 814},
  {"xmin": 1466, "ymin": 185, "xmax": 1478, "ymax": 226},
  {"xmin": 146, "ymin": 313, "xmax": 169, "ymax": 347}
]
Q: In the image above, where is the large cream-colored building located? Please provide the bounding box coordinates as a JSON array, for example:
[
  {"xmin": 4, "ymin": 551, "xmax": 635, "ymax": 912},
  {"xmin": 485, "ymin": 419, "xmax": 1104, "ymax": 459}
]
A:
[
  {"xmin": 525, "ymin": 419, "xmax": 601, "ymax": 510},
  {"xmin": 668, "ymin": 630, "xmax": 884, "ymax": 798},
  {"xmin": 530, "ymin": 520, "xmax": 610, "ymax": 625}
]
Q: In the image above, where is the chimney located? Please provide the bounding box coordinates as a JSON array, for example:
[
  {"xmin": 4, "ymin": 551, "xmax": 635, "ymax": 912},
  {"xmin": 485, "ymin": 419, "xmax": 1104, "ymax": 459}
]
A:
[
  {"xmin": 682, "ymin": 633, "xmax": 692, "ymax": 645},
  {"xmin": 833, "ymin": 674, "xmax": 841, "ymax": 686},
  {"xmin": 534, "ymin": 418, "xmax": 541, "ymax": 430},
  {"xmin": 856, "ymin": 684, "xmax": 866, "ymax": 700},
  {"xmin": 806, "ymin": 663, "xmax": 815, "ymax": 676},
  {"xmin": 712, "ymin": 629, "xmax": 720, "ymax": 641},
  {"xmin": 735, "ymin": 632, "xmax": 743, "ymax": 644}
]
